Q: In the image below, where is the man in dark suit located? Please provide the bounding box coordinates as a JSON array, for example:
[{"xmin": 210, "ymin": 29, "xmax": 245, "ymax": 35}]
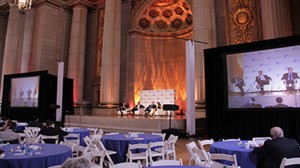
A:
[
  {"xmin": 145, "ymin": 101, "xmax": 157, "ymax": 116},
  {"xmin": 252, "ymin": 127, "xmax": 300, "ymax": 168},
  {"xmin": 231, "ymin": 75, "xmax": 245, "ymax": 96},
  {"xmin": 255, "ymin": 70, "xmax": 272, "ymax": 95},
  {"xmin": 281, "ymin": 67, "xmax": 300, "ymax": 93},
  {"xmin": 130, "ymin": 101, "xmax": 145, "ymax": 115},
  {"xmin": 39, "ymin": 120, "xmax": 68, "ymax": 144}
]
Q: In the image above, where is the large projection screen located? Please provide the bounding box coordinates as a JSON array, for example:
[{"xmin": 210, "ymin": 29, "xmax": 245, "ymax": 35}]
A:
[{"xmin": 10, "ymin": 76, "xmax": 40, "ymax": 107}]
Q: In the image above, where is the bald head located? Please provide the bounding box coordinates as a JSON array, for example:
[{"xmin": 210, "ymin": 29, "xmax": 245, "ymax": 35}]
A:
[{"xmin": 270, "ymin": 127, "xmax": 284, "ymax": 139}]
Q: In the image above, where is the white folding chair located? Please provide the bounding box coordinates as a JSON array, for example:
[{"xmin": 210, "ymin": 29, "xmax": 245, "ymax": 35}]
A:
[
  {"xmin": 23, "ymin": 129, "xmax": 37, "ymax": 143},
  {"xmin": 83, "ymin": 150, "xmax": 106, "ymax": 168},
  {"xmin": 87, "ymin": 127, "xmax": 98, "ymax": 136},
  {"xmin": 152, "ymin": 132, "xmax": 166, "ymax": 141},
  {"xmin": 91, "ymin": 134, "xmax": 103, "ymax": 141},
  {"xmin": 280, "ymin": 157, "xmax": 300, "ymax": 168},
  {"xmin": 60, "ymin": 141, "xmax": 75, "ymax": 150},
  {"xmin": 208, "ymin": 153, "xmax": 239, "ymax": 168},
  {"xmin": 126, "ymin": 143, "xmax": 149, "ymax": 167},
  {"xmin": 148, "ymin": 141, "xmax": 167, "ymax": 165},
  {"xmin": 41, "ymin": 135, "xmax": 59, "ymax": 144},
  {"xmin": 83, "ymin": 136, "xmax": 97, "ymax": 151},
  {"xmin": 109, "ymin": 161, "xmax": 142, "ymax": 168},
  {"xmin": 185, "ymin": 141, "xmax": 199, "ymax": 166},
  {"xmin": 25, "ymin": 127, "xmax": 40, "ymax": 138},
  {"xmin": 151, "ymin": 158, "xmax": 183, "ymax": 166},
  {"xmin": 193, "ymin": 148, "xmax": 210, "ymax": 167},
  {"xmin": 165, "ymin": 135, "xmax": 178, "ymax": 160},
  {"xmin": 73, "ymin": 145, "xmax": 88, "ymax": 158},
  {"xmin": 92, "ymin": 140, "xmax": 116, "ymax": 165},
  {"xmin": 64, "ymin": 133, "xmax": 80, "ymax": 145},
  {"xmin": 198, "ymin": 139, "xmax": 215, "ymax": 151},
  {"xmin": 252, "ymin": 137, "xmax": 271, "ymax": 147}
]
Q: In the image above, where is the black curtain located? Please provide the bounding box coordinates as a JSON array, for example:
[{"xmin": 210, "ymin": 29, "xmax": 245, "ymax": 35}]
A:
[{"xmin": 204, "ymin": 35, "xmax": 300, "ymax": 142}]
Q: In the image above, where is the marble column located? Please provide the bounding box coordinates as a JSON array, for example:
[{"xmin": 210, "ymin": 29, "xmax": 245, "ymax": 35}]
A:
[
  {"xmin": 260, "ymin": 0, "xmax": 292, "ymax": 39},
  {"xmin": 193, "ymin": 0, "xmax": 217, "ymax": 108},
  {"xmin": 1, "ymin": 6, "xmax": 24, "ymax": 97},
  {"xmin": 99, "ymin": 0, "xmax": 121, "ymax": 108},
  {"xmin": 67, "ymin": 5, "xmax": 88, "ymax": 103}
]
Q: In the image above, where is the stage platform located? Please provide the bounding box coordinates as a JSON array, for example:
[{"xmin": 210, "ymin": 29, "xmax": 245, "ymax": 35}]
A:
[{"xmin": 65, "ymin": 109, "xmax": 206, "ymax": 134}]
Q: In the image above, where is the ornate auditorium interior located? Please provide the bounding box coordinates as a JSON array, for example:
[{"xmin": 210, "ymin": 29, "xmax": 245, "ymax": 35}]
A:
[{"xmin": 0, "ymin": 0, "xmax": 299, "ymax": 138}]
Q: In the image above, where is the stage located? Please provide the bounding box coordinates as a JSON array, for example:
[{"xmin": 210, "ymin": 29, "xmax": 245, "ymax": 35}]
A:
[{"xmin": 65, "ymin": 109, "xmax": 206, "ymax": 134}]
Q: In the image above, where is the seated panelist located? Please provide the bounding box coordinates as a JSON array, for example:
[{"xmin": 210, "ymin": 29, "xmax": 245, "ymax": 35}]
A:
[
  {"xmin": 281, "ymin": 67, "xmax": 300, "ymax": 93},
  {"xmin": 145, "ymin": 101, "xmax": 157, "ymax": 116},
  {"xmin": 130, "ymin": 101, "xmax": 145, "ymax": 115},
  {"xmin": 117, "ymin": 102, "xmax": 128, "ymax": 115}
]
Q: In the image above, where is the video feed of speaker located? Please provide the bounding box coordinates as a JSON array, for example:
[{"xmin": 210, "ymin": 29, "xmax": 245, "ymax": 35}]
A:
[
  {"xmin": 10, "ymin": 76, "xmax": 40, "ymax": 107},
  {"xmin": 226, "ymin": 44, "xmax": 300, "ymax": 108}
]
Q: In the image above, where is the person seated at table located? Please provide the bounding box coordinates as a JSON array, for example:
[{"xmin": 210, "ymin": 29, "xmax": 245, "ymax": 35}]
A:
[
  {"xmin": 28, "ymin": 115, "xmax": 44, "ymax": 128},
  {"xmin": 39, "ymin": 119, "xmax": 68, "ymax": 144},
  {"xmin": 0, "ymin": 120, "xmax": 20, "ymax": 144},
  {"xmin": 61, "ymin": 157, "xmax": 91, "ymax": 168},
  {"xmin": 251, "ymin": 126, "xmax": 300, "ymax": 168},
  {"xmin": 117, "ymin": 102, "xmax": 129, "ymax": 115},
  {"xmin": 145, "ymin": 101, "xmax": 157, "ymax": 116},
  {"xmin": 130, "ymin": 101, "xmax": 145, "ymax": 115}
]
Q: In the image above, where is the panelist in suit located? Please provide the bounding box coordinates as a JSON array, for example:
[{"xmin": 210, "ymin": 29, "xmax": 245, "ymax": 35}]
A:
[
  {"xmin": 252, "ymin": 127, "xmax": 300, "ymax": 168},
  {"xmin": 281, "ymin": 67, "xmax": 300, "ymax": 93},
  {"xmin": 145, "ymin": 101, "xmax": 157, "ymax": 116},
  {"xmin": 231, "ymin": 75, "xmax": 245, "ymax": 96},
  {"xmin": 39, "ymin": 119, "xmax": 68, "ymax": 144},
  {"xmin": 117, "ymin": 102, "xmax": 128, "ymax": 115},
  {"xmin": 255, "ymin": 70, "xmax": 272, "ymax": 95},
  {"xmin": 130, "ymin": 101, "xmax": 145, "ymax": 115}
]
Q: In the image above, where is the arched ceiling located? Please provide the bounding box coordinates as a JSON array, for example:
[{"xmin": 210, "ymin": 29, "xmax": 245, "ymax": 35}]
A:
[{"xmin": 130, "ymin": 0, "xmax": 193, "ymax": 37}]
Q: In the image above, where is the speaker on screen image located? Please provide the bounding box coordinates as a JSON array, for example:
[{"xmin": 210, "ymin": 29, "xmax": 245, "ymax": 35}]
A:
[
  {"xmin": 10, "ymin": 76, "xmax": 40, "ymax": 107},
  {"xmin": 225, "ymin": 45, "xmax": 300, "ymax": 109}
]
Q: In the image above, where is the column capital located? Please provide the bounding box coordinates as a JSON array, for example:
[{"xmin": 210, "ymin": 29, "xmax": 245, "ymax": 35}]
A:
[{"xmin": 66, "ymin": 0, "xmax": 95, "ymax": 9}]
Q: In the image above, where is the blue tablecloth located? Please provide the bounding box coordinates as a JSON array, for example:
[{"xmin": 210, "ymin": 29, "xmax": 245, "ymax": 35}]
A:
[
  {"xmin": 66, "ymin": 128, "xmax": 90, "ymax": 146},
  {"xmin": 101, "ymin": 133, "xmax": 163, "ymax": 163},
  {"xmin": 0, "ymin": 143, "xmax": 72, "ymax": 168},
  {"xmin": 209, "ymin": 140, "xmax": 258, "ymax": 168}
]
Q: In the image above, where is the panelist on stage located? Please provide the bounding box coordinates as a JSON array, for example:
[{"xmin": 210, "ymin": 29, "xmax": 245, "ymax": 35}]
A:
[
  {"xmin": 281, "ymin": 67, "xmax": 299, "ymax": 93},
  {"xmin": 231, "ymin": 74, "xmax": 245, "ymax": 96},
  {"xmin": 145, "ymin": 101, "xmax": 157, "ymax": 116},
  {"xmin": 130, "ymin": 101, "xmax": 145, "ymax": 115},
  {"xmin": 255, "ymin": 70, "xmax": 272, "ymax": 95},
  {"xmin": 117, "ymin": 102, "xmax": 128, "ymax": 115}
]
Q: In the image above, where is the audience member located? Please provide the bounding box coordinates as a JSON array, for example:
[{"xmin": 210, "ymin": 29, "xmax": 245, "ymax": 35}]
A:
[
  {"xmin": 145, "ymin": 101, "xmax": 157, "ymax": 116},
  {"xmin": 130, "ymin": 101, "xmax": 145, "ymax": 115},
  {"xmin": 0, "ymin": 120, "xmax": 19, "ymax": 144},
  {"xmin": 273, "ymin": 97, "xmax": 289, "ymax": 108},
  {"xmin": 61, "ymin": 157, "xmax": 91, "ymax": 168},
  {"xmin": 252, "ymin": 126, "xmax": 300, "ymax": 168},
  {"xmin": 39, "ymin": 119, "xmax": 68, "ymax": 144},
  {"xmin": 28, "ymin": 115, "xmax": 44, "ymax": 128},
  {"xmin": 281, "ymin": 67, "xmax": 300, "ymax": 93},
  {"xmin": 240, "ymin": 98, "xmax": 258, "ymax": 108},
  {"xmin": 231, "ymin": 75, "xmax": 245, "ymax": 96},
  {"xmin": 255, "ymin": 70, "xmax": 272, "ymax": 95},
  {"xmin": 250, "ymin": 98, "xmax": 262, "ymax": 108}
]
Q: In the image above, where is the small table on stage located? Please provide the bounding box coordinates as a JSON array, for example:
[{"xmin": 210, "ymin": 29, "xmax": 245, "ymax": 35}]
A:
[
  {"xmin": 101, "ymin": 133, "xmax": 163, "ymax": 163},
  {"xmin": 0, "ymin": 143, "xmax": 72, "ymax": 168},
  {"xmin": 65, "ymin": 128, "xmax": 90, "ymax": 146},
  {"xmin": 209, "ymin": 140, "xmax": 257, "ymax": 168}
]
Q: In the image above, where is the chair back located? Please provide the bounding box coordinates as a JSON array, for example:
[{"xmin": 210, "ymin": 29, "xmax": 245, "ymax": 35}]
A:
[
  {"xmin": 208, "ymin": 153, "xmax": 238, "ymax": 167},
  {"xmin": 280, "ymin": 157, "xmax": 300, "ymax": 168},
  {"xmin": 151, "ymin": 159, "xmax": 183, "ymax": 166},
  {"xmin": 87, "ymin": 127, "xmax": 98, "ymax": 136},
  {"xmin": 148, "ymin": 141, "xmax": 167, "ymax": 164},
  {"xmin": 41, "ymin": 135, "xmax": 59, "ymax": 144},
  {"xmin": 83, "ymin": 150, "xmax": 105, "ymax": 168},
  {"xmin": 73, "ymin": 145, "xmax": 88, "ymax": 157},
  {"xmin": 25, "ymin": 127, "xmax": 41, "ymax": 138},
  {"xmin": 198, "ymin": 139, "xmax": 214, "ymax": 151},
  {"xmin": 110, "ymin": 161, "xmax": 141, "ymax": 168},
  {"xmin": 64, "ymin": 133, "xmax": 80, "ymax": 145},
  {"xmin": 83, "ymin": 136, "xmax": 95, "ymax": 149}
]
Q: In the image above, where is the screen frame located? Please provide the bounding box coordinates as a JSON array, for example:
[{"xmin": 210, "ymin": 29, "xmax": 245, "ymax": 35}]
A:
[{"xmin": 221, "ymin": 42, "xmax": 300, "ymax": 111}]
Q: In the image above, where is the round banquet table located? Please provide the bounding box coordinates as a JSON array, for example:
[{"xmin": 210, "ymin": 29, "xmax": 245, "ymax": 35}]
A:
[
  {"xmin": 209, "ymin": 140, "xmax": 258, "ymax": 168},
  {"xmin": 65, "ymin": 128, "xmax": 90, "ymax": 146},
  {"xmin": 0, "ymin": 143, "xmax": 72, "ymax": 168},
  {"xmin": 101, "ymin": 133, "xmax": 163, "ymax": 163}
]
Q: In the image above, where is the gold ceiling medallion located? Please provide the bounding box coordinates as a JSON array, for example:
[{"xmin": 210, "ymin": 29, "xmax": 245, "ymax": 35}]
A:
[{"xmin": 231, "ymin": 0, "xmax": 255, "ymax": 44}]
